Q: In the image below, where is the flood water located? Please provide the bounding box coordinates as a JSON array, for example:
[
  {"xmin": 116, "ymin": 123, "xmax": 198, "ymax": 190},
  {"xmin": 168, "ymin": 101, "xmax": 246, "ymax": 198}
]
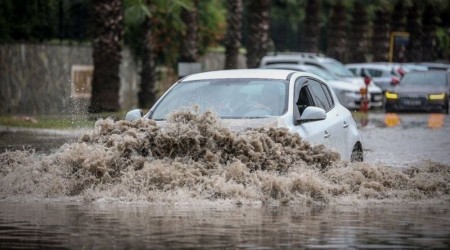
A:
[
  {"xmin": 1, "ymin": 202, "xmax": 449, "ymax": 249},
  {"xmin": 0, "ymin": 111, "xmax": 449, "ymax": 249}
]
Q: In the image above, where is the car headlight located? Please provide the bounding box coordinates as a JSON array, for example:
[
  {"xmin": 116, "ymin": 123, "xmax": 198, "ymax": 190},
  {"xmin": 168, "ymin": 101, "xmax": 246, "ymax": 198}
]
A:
[
  {"xmin": 428, "ymin": 93, "xmax": 446, "ymax": 100},
  {"xmin": 385, "ymin": 91, "xmax": 398, "ymax": 99}
]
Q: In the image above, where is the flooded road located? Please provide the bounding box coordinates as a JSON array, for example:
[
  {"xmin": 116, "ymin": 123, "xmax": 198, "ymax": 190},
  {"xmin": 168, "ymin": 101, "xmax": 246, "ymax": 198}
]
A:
[
  {"xmin": 0, "ymin": 111, "xmax": 449, "ymax": 249},
  {"xmin": 0, "ymin": 126, "xmax": 83, "ymax": 153},
  {"xmin": 1, "ymin": 202, "xmax": 449, "ymax": 249},
  {"xmin": 360, "ymin": 112, "xmax": 450, "ymax": 167}
]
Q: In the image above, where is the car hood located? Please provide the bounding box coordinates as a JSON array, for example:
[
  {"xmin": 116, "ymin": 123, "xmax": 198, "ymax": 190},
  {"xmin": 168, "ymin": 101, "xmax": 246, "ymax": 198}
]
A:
[
  {"xmin": 155, "ymin": 117, "xmax": 286, "ymax": 132},
  {"xmin": 388, "ymin": 85, "xmax": 448, "ymax": 95},
  {"xmin": 341, "ymin": 77, "xmax": 382, "ymax": 93}
]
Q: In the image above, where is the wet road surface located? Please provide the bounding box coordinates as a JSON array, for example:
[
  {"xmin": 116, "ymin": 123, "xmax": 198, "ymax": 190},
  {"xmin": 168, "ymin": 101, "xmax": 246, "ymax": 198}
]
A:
[
  {"xmin": 0, "ymin": 112, "xmax": 449, "ymax": 249},
  {"xmin": 0, "ymin": 202, "xmax": 449, "ymax": 249},
  {"xmin": 1, "ymin": 113, "xmax": 449, "ymax": 166}
]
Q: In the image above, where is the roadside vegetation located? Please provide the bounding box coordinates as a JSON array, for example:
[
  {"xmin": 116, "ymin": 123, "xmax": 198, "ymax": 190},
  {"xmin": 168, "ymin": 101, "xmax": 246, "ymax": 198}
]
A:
[{"xmin": 0, "ymin": 113, "xmax": 127, "ymax": 130}]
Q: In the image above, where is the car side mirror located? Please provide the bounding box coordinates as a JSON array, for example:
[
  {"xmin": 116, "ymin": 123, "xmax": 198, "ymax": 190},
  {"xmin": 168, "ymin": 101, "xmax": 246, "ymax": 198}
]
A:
[
  {"xmin": 125, "ymin": 109, "xmax": 143, "ymax": 122},
  {"xmin": 297, "ymin": 106, "xmax": 326, "ymax": 123}
]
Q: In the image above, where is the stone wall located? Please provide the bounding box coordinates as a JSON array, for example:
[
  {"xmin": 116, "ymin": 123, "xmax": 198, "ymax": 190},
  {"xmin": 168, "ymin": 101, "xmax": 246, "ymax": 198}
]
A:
[
  {"xmin": 0, "ymin": 44, "xmax": 245, "ymax": 115},
  {"xmin": 0, "ymin": 44, "xmax": 139, "ymax": 115}
]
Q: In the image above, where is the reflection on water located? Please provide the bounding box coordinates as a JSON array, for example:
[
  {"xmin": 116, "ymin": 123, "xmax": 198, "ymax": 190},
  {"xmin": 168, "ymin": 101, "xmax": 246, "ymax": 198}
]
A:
[{"xmin": 0, "ymin": 202, "xmax": 449, "ymax": 249}]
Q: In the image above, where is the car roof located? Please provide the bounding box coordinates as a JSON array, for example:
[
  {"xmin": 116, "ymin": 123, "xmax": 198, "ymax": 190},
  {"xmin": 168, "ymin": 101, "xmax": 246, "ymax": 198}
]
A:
[
  {"xmin": 345, "ymin": 63, "xmax": 396, "ymax": 70},
  {"xmin": 181, "ymin": 69, "xmax": 298, "ymax": 81},
  {"xmin": 261, "ymin": 64, "xmax": 310, "ymax": 70},
  {"xmin": 406, "ymin": 70, "xmax": 448, "ymax": 76},
  {"xmin": 260, "ymin": 54, "xmax": 338, "ymax": 66},
  {"xmin": 416, "ymin": 62, "xmax": 450, "ymax": 70}
]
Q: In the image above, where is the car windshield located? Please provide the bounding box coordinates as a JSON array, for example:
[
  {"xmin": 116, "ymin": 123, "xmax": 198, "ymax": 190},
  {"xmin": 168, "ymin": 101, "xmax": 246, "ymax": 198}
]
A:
[
  {"xmin": 322, "ymin": 61, "xmax": 354, "ymax": 77},
  {"xmin": 151, "ymin": 79, "xmax": 288, "ymax": 120},
  {"xmin": 400, "ymin": 72, "xmax": 448, "ymax": 86}
]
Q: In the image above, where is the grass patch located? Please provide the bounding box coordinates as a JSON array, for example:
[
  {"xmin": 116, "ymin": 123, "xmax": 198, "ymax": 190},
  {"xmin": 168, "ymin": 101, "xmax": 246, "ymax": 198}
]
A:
[{"xmin": 0, "ymin": 115, "xmax": 95, "ymax": 130}]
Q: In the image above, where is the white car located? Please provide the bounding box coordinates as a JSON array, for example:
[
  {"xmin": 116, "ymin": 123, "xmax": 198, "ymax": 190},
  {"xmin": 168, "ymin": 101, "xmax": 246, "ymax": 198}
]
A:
[
  {"xmin": 260, "ymin": 53, "xmax": 383, "ymax": 108},
  {"xmin": 261, "ymin": 64, "xmax": 377, "ymax": 110},
  {"xmin": 126, "ymin": 69, "xmax": 363, "ymax": 162},
  {"xmin": 345, "ymin": 63, "xmax": 404, "ymax": 92}
]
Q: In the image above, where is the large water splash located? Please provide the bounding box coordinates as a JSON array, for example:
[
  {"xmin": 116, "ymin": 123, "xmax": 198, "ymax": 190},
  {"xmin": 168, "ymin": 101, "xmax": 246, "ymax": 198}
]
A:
[{"xmin": 1, "ymin": 110, "xmax": 449, "ymax": 205}]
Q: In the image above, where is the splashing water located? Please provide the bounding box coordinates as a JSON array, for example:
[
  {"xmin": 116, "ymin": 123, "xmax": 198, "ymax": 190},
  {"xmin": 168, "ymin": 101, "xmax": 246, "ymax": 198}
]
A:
[{"xmin": 1, "ymin": 110, "xmax": 449, "ymax": 205}]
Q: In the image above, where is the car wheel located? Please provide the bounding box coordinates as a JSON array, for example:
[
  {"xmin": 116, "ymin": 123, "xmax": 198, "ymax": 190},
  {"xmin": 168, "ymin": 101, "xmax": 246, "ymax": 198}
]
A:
[
  {"xmin": 350, "ymin": 143, "xmax": 363, "ymax": 162},
  {"xmin": 384, "ymin": 104, "xmax": 394, "ymax": 113},
  {"xmin": 385, "ymin": 108, "xmax": 395, "ymax": 113}
]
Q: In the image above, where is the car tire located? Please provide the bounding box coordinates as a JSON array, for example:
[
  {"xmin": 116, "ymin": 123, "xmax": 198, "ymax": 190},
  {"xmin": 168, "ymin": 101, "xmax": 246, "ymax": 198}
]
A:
[
  {"xmin": 384, "ymin": 104, "xmax": 394, "ymax": 113},
  {"xmin": 350, "ymin": 143, "xmax": 363, "ymax": 162},
  {"xmin": 385, "ymin": 107, "xmax": 395, "ymax": 113}
]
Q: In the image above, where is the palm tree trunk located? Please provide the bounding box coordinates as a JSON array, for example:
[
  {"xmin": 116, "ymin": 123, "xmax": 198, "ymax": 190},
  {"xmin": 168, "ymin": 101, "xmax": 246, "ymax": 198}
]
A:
[
  {"xmin": 303, "ymin": 0, "xmax": 321, "ymax": 53},
  {"xmin": 88, "ymin": 0, "xmax": 123, "ymax": 113},
  {"xmin": 349, "ymin": 1, "xmax": 369, "ymax": 62},
  {"xmin": 180, "ymin": 0, "xmax": 199, "ymax": 62},
  {"xmin": 372, "ymin": 7, "xmax": 390, "ymax": 62},
  {"xmin": 246, "ymin": 0, "xmax": 271, "ymax": 69},
  {"xmin": 327, "ymin": 2, "xmax": 347, "ymax": 62},
  {"xmin": 406, "ymin": 4, "xmax": 423, "ymax": 62},
  {"xmin": 225, "ymin": 0, "xmax": 243, "ymax": 69},
  {"xmin": 138, "ymin": 17, "xmax": 156, "ymax": 108},
  {"xmin": 422, "ymin": 4, "xmax": 439, "ymax": 61}
]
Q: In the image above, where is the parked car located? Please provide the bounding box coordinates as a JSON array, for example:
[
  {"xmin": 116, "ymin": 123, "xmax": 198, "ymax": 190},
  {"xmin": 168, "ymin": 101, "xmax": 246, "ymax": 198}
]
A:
[
  {"xmin": 415, "ymin": 62, "xmax": 450, "ymax": 71},
  {"xmin": 400, "ymin": 63, "xmax": 428, "ymax": 73},
  {"xmin": 126, "ymin": 69, "xmax": 364, "ymax": 162},
  {"xmin": 261, "ymin": 64, "xmax": 377, "ymax": 110},
  {"xmin": 345, "ymin": 63, "xmax": 404, "ymax": 92},
  {"xmin": 260, "ymin": 53, "xmax": 383, "ymax": 108},
  {"xmin": 385, "ymin": 71, "xmax": 449, "ymax": 114}
]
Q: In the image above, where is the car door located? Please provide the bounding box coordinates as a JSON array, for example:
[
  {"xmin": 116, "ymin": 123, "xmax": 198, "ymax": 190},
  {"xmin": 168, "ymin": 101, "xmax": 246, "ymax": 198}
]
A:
[
  {"xmin": 291, "ymin": 77, "xmax": 340, "ymax": 153},
  {"xmin": 306, "ymin": 78, "xmax": 347, "ymax": 157}
]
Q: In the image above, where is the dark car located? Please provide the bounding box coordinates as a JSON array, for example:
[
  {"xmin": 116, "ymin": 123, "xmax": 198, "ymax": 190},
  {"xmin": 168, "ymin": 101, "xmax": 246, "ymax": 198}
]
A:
[{"xmin": 385, "ymin": 71, "xmax": 449, "ymax": 114}]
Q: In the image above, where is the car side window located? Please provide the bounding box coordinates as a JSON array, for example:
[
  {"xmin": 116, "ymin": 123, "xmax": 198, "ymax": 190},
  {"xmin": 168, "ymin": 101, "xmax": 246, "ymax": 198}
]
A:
[
  {"xmin": 297, "ymin": 85, "xmax": 314, "ymax": 115},
  {"xmin": 304, "ymin": 62, "xmax": 324, "ymax": 70},
  {"xmin": 308, "ymin": 79, "xmax": 332, "ymax": 111},
  {"xmin": 367, "ymin": 69, "xmax": 383, "ymax": 77},
  {"xmin": 348, "ymin": 68, "xmax": 357, "ymax": 75},
  {"xmin": 321, "ymin": 84, "xmax": 334, "ymax": 108}
]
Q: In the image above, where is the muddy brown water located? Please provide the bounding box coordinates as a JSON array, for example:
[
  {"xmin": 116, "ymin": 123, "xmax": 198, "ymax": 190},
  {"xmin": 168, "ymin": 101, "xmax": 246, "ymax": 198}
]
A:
[
  {"xmin": 0, "ymin": 111, "xmax": 449, "ymax": 249},
  {"xmin": 1, "ymin": 202, "xmax": 449, "ymax": 249}
]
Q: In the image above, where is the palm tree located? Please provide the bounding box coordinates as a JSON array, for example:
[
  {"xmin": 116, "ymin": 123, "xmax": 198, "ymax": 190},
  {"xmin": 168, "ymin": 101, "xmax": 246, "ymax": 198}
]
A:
[
  {"xmin": 124, "ymin": 0, "xmax": 155, "ymax": 108},
  {"xmin": 125, "ymin": 0, "xmax": 192, "ymax": 108},
  {"xmin": 303, "ymin": 0, "xmax": 321, "ymax": 53},
  {"xmin": 422, "ymin": 3, "xmax": 439, "ymax": 61},
  {"xmin": 225, "ymin": 0, "xmax": 243, "ymax": 69},
  {"xmin": 180, "ymin": 0, "xmax": 199, "ymax": 62},
  {"xmin": 88, "ymin": 0, "xmax": 124, "ymax": 113},
  {"xmin": 246, "ymin": 0, "xmax": 271, "ymax": 69},
  {"xmin": 406, "ymin": 3, "xmax": 423, "ymax": 62},
  {"xmin": 349, "ymin": 0, "xmax": 369, "ymax": 62},
  {"xmin": 372, "ymin": 6, "xmax": 390, "ymax": 62},
  {"xmin": 327, "ymin": 1, "xmax": 347, "ymax": 62},
  {"xmin": 392, "ymin": 0, "xmax": 407, "ymax": 32}
]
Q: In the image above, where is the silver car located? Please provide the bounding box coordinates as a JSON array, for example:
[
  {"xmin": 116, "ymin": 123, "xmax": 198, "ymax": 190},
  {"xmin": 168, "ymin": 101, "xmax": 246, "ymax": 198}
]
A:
[
  {"xmin": 261, "ymin": 64, "xmax": 381, "ymax": 110},
  {"xmin": 126, "ymin": 69, "xmax": 363, "ymax": 162},
  {"xmin": 345, "ymin": 63, "xmax": 404, "ymax": 92},
  {"xmin": 260, "ymin": 53, "xmax": 383, "ymax": 108}
]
